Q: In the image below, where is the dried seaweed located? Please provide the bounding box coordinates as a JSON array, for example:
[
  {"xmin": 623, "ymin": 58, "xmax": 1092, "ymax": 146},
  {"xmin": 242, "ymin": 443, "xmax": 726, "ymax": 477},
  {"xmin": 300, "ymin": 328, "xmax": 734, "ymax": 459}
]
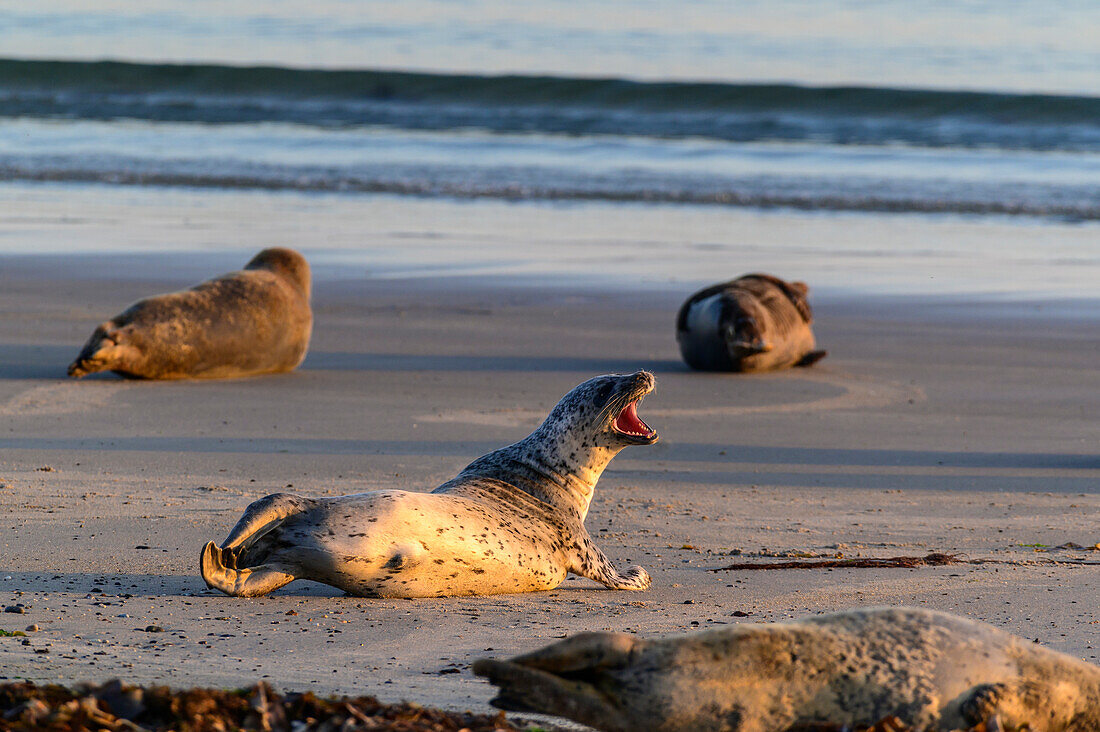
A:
[
  {"xmin": 0, "ymin": 679, "xmax": 518, "ymax": 732},
  {"xmin": 711, "ymin": 552, "xmax": 961, "ymax": 572},
  {"xmin": 711, "ymin": 549, "xmax": 1100, "ymax": 572}
]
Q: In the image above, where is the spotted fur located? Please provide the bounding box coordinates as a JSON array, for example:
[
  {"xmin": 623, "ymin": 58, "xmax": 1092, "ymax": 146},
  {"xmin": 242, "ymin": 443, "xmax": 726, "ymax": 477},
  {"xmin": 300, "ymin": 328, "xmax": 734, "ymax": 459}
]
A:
[
  {"xmin": 68, "ymin": 248, "xmax": 312, "ymax": 380},
  {"xmin": 475, "ymin": 607, "xmax": 1100, "ymax": 732},
  {"xmin": 201, "ymin": 371, "xmax": 658, "ymax": 598},
  {"xmin": 676, "ymin": 273, "xmax": 826, "ymax": 372}
]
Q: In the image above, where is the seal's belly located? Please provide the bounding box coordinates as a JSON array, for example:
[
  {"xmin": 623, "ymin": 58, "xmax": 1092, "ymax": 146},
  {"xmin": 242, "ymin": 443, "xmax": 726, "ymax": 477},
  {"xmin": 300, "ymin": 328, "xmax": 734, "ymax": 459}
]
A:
[
  {"xmin": 281, "ymin": 490, "xmax": 570, "ymax": 598},
  {"xmin": 679, "ymin": 294, "xmax": 733, "ymax": 370}
]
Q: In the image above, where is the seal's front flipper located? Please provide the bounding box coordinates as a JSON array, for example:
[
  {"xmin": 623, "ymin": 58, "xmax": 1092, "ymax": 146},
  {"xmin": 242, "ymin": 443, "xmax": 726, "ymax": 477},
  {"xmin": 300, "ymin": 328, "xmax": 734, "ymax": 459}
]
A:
[
  {"xmin": 67, "ymin": 324, "xmax": 139, "ymax": 378},
  {"xmin": 571, "ymin": 538, "xmax": 651, "ymax": 591},
  {"xmin": 795, "ymin": 349, "xmax": 827, "ymax": 367},
  {"xmin": 960, "ymin": 680, "xmax": 1065, "ymax": 729}
]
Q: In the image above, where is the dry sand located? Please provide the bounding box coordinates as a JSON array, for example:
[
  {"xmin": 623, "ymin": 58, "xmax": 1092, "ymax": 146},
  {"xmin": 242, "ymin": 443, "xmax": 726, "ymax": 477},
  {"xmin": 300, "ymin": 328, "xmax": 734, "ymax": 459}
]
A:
[{"xmin": 0, "ymin": 252, "xmax": 1098, "ymax": 724}]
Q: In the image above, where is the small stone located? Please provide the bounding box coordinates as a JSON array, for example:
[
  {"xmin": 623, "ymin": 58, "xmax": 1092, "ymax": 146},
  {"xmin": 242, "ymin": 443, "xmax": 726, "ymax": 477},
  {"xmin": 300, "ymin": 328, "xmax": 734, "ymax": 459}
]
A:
[
  {"xmin": 144, "ymin": 625, "xmax": 164, "ymax": 633},
  {"xmin": 683, "ymin": 599, "xmax": 696, "ymax": 605},
  {"xmin": 732, "ymin": 610, "xmax": 751, "ymax": 617},
  {"xmin": 24, "ymin": 624, "xmax": 38, "ymax": 632},
  {"xmin": 21, "ymin": 639, "xmax": 31, "ymax": 645},
  {"xmin": 34, "ymin": 648, "xmax": 49, "ymax": 654},
  {"xmin": 4, "ymin": 605, "xmax": 26, "ymax": 614},
  {"xmin": 285, "ymin": 610, "xmax": 298, "ymax": 616}
]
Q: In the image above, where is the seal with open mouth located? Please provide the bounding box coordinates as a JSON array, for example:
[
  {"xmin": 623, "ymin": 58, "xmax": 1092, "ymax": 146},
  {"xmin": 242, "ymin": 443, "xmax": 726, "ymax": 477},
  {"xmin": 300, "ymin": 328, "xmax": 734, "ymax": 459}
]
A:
[
  {"xmin": 677, "ymin": 273, "xmax": 826, "ymax": 372},
  {"xmin": 67, "ymin": 248, "xmax": 312, "ymax": 380},
  {"xmin": 474, "ymin": 606, "xmax": 1100, "ymax": 732},
  {"xmin": 200, "ymin": 371, "xmax": 658, "ymax": 598}
]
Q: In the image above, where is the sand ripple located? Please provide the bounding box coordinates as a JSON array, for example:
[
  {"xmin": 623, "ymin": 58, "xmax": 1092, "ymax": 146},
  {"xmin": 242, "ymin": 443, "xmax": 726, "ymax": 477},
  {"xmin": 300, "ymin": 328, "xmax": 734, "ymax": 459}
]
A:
[{"xmin": 0, "ymin": 381, "xmax": 125, "ymax": 416}]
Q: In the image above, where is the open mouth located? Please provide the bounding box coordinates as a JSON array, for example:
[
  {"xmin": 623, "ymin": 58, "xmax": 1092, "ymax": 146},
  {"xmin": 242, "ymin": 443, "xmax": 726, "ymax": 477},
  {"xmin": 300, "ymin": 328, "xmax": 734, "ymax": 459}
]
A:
[{"xmin": 612, "ymin": 398, "xmax": 657, "ymax": 442}]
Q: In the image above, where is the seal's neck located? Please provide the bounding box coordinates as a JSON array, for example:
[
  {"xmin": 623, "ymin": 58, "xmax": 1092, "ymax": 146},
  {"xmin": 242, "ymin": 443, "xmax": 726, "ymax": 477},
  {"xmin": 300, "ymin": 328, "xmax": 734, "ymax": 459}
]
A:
[{"xmin": 460, "ymin": 425, "xmax": 622, "ymax": 522}]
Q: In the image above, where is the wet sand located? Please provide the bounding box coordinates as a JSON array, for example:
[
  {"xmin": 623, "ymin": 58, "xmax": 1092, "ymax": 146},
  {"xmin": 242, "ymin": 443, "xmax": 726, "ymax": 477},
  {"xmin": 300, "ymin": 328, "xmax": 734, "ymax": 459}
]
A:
[{"xmin": 0, "ymin": 248, "xmax": 1098, "ymax": 723}]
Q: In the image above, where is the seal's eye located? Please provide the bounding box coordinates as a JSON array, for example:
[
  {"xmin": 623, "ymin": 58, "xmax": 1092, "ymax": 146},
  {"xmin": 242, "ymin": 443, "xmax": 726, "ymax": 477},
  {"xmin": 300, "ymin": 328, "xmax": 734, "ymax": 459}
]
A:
[{"xmin": 593, "ymin": 382, "xmax": 614, "ymax": 407}]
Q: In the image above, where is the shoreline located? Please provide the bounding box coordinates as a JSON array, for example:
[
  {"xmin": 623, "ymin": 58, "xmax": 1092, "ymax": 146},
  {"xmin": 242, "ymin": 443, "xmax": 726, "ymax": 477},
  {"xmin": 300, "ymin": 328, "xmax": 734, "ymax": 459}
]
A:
[{"xmin": 2, "ymin": 181, "xmax": 1100, "ymax": 301}]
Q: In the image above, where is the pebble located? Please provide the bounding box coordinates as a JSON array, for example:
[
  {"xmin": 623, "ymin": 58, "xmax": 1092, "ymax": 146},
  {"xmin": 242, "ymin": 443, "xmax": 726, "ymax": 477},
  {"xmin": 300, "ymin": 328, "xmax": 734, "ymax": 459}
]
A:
[
  {"xmin": 4, "ymin": 605, "xmax": 26, "ymax": 614},
  {"xmin": 144, "ymin": 625, "xmax": 164, "ymax": 633},
  {"xmin": 24, "ymin": 624, "xmax": 38, "ymax": 632},
  {"xmin": 682, "ymin": 599, "xmax": 696, "ymax": 605}
]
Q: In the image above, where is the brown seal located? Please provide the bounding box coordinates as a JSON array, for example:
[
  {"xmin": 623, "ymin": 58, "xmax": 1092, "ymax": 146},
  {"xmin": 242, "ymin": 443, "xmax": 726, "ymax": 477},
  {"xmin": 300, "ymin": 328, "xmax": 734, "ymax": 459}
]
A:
[
  {"xmin": 200, "ymin": 371, "xmax": 658, "ymax": 598},
  {"xmin": 676, "ymin": 273, "xmax": 826, "ymax": 372},
  {"xmin": 474, "ymin": 606, "xmax": 1100, "ymax": 731},
  {"xmin": 67, "ymin": 248, "xmax": 311, "ymax": 379}
]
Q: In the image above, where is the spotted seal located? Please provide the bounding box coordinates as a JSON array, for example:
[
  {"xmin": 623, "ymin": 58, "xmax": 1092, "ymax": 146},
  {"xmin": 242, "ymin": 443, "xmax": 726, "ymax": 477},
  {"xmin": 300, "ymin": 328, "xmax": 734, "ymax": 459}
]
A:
[
  {"xmin": 67, "ymin": 248, "xmax": 312, "ymax": 380},
  {"xmin": 676, "ymin": 273, "xmax": 826, "ymax": 372},
  {"xmin": 200, "ymin": 371, "xmax": 658, "ymax": 598},
  {"xmin": 475, "ymin": 606, "xmax": 1100, "ymax": 731}
]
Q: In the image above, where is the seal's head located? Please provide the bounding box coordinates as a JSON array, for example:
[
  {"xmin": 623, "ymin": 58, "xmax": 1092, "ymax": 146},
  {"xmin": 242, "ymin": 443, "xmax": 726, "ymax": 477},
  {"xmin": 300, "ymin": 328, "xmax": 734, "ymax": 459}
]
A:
[
  {"xmin": 246, "ymin": 247, "xmax": 311, "ymax": 298},
  {"xmin": 458, "ymin": 370, "xmax": 658, "ymax": 519},
  {"xmin": 544, "ymin": 370, "xmax": 658, "ymax": 449}
]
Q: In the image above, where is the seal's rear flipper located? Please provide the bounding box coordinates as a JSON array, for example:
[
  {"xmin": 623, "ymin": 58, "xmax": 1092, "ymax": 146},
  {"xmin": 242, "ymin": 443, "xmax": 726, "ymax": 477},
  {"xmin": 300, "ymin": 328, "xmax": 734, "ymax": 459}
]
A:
[
  {"xmin": 200, "ymin": 541, "xmax": 296, "ymax": 597},
  {"xmin": 200, "ymin": 493, "xmax": 311, "ymax": 597},
  {"xmin": 795, "ymin": 350, "xmax": 827, "ymax": 367},
  {"xmin": 221, "ymin": 492, "xmax": 310, "ymax": 551},
  {"xmin": 67, "ymin": 325, "xmax": 138, "ymax": 378}
]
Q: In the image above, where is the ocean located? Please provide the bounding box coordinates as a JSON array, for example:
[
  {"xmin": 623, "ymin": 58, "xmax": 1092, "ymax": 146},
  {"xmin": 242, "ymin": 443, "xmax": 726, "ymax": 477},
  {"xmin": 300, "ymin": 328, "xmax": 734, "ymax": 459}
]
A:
[{"xmin": 1, "ymin": 0, "xmax": 1098, "ymax": 297}]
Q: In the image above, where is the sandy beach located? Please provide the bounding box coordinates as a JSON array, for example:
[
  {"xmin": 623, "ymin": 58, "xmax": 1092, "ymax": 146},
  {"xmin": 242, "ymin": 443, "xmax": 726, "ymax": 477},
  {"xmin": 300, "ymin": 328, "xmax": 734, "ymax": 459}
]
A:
[{"xmin": 1, "ymin": 199, "xmax": 1098, "ymax": 723}]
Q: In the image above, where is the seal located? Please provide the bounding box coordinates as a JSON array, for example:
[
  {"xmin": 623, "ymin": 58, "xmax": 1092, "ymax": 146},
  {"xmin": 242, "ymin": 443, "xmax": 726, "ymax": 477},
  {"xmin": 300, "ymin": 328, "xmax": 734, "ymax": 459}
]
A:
[
  {"xmin": 474, "ymin": 606, "xmax": 1100, "ymax": 732},
  {"xmin": 67, "ymin": 248, "xmax": 312, "ymax": 380},
  {"xmin": 676, "ymin": 273, "xmax": 826, "ymax": 372},
  {"xmin": 200, "ymin": 371, "xmax": 659, "ymax": 598}
]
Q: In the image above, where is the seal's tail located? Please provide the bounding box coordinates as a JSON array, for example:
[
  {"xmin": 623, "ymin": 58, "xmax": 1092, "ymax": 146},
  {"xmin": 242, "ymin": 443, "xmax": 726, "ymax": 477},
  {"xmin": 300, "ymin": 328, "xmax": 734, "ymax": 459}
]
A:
[
  {"xmin": 200, "ymin": 493, "xmax": 309, "ymax": 597},
  {"xmin": 67, "ymin": 323, "xmax": 138, "ymax": 378}
]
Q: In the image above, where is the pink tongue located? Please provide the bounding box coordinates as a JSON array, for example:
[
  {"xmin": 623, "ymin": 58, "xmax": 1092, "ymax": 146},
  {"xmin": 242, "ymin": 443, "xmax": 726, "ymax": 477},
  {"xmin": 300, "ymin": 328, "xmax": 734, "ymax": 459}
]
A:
[{"xmin": 615, "ymin": 401, "xmax": 651, "ymax": 435}]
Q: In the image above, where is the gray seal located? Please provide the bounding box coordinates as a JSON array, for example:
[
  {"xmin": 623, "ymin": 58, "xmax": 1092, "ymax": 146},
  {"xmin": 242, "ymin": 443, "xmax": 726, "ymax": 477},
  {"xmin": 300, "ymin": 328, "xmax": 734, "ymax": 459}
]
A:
[
  {"xmin": 68, "ymin": 248, "xmax": 312, "ymax": 380},
  {"xmin": 200, "ymin": 371, "xmax": 658, "ymax": 598},
  {"xmin": 676, "ymin": 273, "xmax": 826, "ymax": 372},
  {"xmin": 474, "ymin": 606, "xmax": 1100, "ymax": 731}
]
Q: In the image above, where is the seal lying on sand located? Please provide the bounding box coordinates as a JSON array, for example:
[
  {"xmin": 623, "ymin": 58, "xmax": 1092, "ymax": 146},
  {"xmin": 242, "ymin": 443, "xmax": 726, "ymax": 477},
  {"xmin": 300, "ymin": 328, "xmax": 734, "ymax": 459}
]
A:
[
  {"xmin": 68, "ymin": 248, "xmax": 312, "ymax": 380},
  {"xmin": 475, "ymin": 606, "xmax": 1100, "ymax": 732},
  {"xmin": 676, "ymin": 273, "xmax": 826, "ymax": 372},
  {"xmin": 201, "ymin": 371, "xmax": 658, "ymax": 598}
]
